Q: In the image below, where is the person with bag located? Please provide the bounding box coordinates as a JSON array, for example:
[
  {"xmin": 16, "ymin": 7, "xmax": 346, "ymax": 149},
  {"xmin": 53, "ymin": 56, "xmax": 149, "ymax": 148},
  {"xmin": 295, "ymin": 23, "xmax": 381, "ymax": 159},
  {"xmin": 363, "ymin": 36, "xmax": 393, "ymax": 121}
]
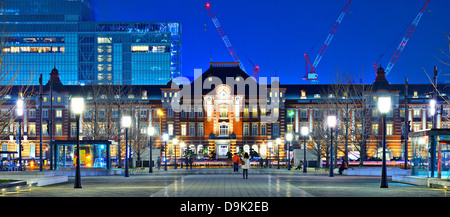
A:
[{"xmin": 242, "ymin": 152, "xmax": 250, "ymax": 179}]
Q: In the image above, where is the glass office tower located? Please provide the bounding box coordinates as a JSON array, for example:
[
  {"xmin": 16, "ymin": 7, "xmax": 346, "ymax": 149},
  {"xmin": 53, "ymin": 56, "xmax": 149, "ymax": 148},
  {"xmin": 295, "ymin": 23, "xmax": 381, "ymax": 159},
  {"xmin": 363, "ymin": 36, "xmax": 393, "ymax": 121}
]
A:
[{"xmin": 0, "ymin": 0, "xmax": 181, "ymax": 85}]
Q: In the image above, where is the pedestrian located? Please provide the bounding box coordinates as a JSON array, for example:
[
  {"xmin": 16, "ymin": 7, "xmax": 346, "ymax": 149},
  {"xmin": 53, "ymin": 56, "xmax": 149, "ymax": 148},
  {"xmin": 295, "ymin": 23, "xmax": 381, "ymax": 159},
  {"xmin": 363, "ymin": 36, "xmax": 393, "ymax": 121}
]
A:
[
  {"xmin": 295, "ymin": 160, "xmax": 303, "ymax": 170},
  {"xmin": 189, "ymin": 156, "xmax": 193, "ymax": 170},
  {"xmin": 338, "ymin": 158, "xmax": 348, "ymax": 175},
  {"xmin": 157, "ymin": 156, "xmax": 161, "ymax": 170},
  {"xmin": 242, "ymin": 152, "xmax": 250, "ymax": 179},
  {"xmin": 232, "ymin": 153, "xmax": 241, "ymax": 172}
]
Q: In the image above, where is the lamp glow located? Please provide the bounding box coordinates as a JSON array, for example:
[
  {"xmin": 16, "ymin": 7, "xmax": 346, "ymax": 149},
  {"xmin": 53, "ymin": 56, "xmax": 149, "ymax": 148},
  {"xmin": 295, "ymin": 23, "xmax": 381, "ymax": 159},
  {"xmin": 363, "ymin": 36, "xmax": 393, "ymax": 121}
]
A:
[
  {"xmin": 173, "ymin": 138, "xmax": 178, "ymax": 145},
  {"xmin": 429, "ymin": 99, "xmax": 436, "ymax": 116},
  {"xmin": 301, "ymin": 126, "xmax": 309, "ymax": 136},
  {"xmin": 276, "ymin": 138, "xmax": 281, "ymax": 145},
  {"xmin": 268, "ymin": 141, "xmax": 273, "ymax": 148},
  {"xmin": 286, "ymin": 133, "xmax": 293, "ymax": 142},
  {"xmin": 378, "ymin": 97, "xmax": 391, "ymax": 114},
  {"xmin": 163, "ymin": 133, "xmax": 169, "ymax": 141},
  {"xmin": 16, "ymin": 98, "xmax": 24, "ymax": 116},
  {"xmin": 71, "ymin": 97, "xmax": 84, "ymax": 114},
  {"xmin": 327, "ymin": 115, "xmax": 336, "ymax": 128},
  {"xmin": 147, "ymin": 126, "xmax": 155, "ymax": 136},
  {"xmin": 121, "ymin": 116, "xmax": 131, "ymax": 128}
]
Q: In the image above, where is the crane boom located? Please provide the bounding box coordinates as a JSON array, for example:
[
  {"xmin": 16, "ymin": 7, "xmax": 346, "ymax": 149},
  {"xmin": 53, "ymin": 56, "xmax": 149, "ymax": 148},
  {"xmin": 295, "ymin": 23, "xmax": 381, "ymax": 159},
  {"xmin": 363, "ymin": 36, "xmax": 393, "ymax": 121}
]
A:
[
  {"xmin": 304, "ymin": 0, "xmax": 352, "ymax": 83},
  {"xmin": 205, "ymin": 2, "xmax": 246, "ymax": 72},
  {"xmin": 248, "ymin": 58, "xmax": 260, "ymax": 78},
  {"xmin": 385, "ymin": 0, "xmax": 430, "ymax": 76}
]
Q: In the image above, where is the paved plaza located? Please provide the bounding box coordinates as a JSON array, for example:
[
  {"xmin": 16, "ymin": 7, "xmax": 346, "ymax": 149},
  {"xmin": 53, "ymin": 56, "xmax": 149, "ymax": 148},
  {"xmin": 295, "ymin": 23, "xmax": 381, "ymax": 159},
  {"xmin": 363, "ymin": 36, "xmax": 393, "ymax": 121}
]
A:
[{"xmin": 2, "ymin": 168, "xmax": 448, "ymax": 197}]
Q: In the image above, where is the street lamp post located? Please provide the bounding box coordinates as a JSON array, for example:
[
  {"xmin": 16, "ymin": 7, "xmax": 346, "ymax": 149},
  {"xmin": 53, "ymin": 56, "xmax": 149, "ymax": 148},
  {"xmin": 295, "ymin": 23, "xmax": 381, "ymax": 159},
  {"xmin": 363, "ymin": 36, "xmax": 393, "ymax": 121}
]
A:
[
  {"xmin": 180, "ymin": 141, "xmax": 185, "ymax": 169},
  {"xmin": 276, "ymin": 138, "xmax": 281, "ymax": 169},
  {"xmin": 378, "ymin": 96, "xmax": 391, "ymax": 188},
  {"xmin": 122, "ymin": 116, "xmax": 131, "ymax": 177},
  {"xmin": 16, "ymin": 98, "xmax": 24, "ymax": 171},
  {"xmin": 286, "ymin": 133, "xmax": 293, "ymax": 170},
  {"xmin": 301, "ymin": 126, "xmax": 309, "ymax": 173},
  {"xmin": 147, "ymin": 126, "xmax": 155, "ymax": 173},
  {"xmin": 163, "ymin": 133, "xmax": 169, "ymax": 171},
  {"xmin": 173, "ymin": 138, "xmax": 178, "ymax": 169},
  {"xmin": 71, "ymin": 97, "xmax": 84, "ymax": 188},
  {"xmin": 268, "ymin": 141, "xmax": 272, "ymax": 168},
  {"xmin": 328, "ymin": 115, "xmax": 336, "ymax": 177}
]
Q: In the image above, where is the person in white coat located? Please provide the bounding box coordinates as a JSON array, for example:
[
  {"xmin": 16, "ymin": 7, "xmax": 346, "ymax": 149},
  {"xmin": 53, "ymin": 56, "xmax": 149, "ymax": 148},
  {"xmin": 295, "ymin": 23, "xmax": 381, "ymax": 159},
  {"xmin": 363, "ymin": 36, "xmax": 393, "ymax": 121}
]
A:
[{"xmin": 241, "ymin": 152, "xmax": 250, "ymax": 179}]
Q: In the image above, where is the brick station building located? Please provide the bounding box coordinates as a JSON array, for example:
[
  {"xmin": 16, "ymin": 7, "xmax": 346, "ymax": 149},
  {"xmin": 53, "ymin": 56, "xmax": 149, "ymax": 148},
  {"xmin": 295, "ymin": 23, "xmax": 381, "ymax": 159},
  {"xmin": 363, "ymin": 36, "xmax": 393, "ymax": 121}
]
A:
[{"xmin": 0, "ymin": 62, "xmax": 447, "ymax": 169}]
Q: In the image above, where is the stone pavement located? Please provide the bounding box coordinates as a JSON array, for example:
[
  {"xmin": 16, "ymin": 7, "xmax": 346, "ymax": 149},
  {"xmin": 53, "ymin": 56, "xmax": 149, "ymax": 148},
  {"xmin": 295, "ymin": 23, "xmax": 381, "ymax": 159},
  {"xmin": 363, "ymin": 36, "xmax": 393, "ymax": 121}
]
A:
[{"xmin": 2, "ymin": 168, "xmax": 449, "ymax": 198}]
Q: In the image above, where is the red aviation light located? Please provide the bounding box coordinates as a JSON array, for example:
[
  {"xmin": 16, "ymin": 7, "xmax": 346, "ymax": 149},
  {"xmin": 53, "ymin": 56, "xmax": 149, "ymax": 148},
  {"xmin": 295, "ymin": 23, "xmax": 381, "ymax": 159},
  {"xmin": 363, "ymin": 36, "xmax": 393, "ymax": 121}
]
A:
[{"xmin": 205, "ymin": 2, "xmax": 210, "ymax": 8}]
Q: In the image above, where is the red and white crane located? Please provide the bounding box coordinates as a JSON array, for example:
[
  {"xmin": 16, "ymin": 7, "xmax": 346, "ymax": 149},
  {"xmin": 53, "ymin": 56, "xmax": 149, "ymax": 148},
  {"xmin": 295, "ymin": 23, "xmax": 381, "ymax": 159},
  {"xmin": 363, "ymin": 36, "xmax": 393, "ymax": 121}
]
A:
[
  {"xmin": 248, "ymin": 58, "xmax": 260, "ymax": 79},
  {"xmin": 384, "ymin": 0, "xmax": 430, "ymax": 76},
  {"xmin": 303, "ymin": 0, "xmax": 352, "ymax": 84},
  {"xmin": 205, "ymin": 2, "xmax": 247, "ymax": 73}
]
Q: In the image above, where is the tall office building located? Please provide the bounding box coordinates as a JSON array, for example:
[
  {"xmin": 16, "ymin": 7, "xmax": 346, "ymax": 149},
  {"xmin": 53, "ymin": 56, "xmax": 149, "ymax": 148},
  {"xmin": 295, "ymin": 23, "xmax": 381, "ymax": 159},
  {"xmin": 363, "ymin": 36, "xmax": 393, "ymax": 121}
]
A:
[{"xmin": 0, "ymin": 0, "xmax": 181, "ymax": 85}]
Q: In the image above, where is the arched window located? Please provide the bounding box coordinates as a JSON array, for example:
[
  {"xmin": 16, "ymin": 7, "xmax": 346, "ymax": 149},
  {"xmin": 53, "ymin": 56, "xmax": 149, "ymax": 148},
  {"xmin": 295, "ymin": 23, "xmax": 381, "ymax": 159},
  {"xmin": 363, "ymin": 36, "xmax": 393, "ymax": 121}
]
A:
[
  {"xmin": 260, "ymin": 144, "xmax": 267, "ymax": 158},
  {"xmin": 252, "ymin": 144, "xmax": 259, "ymax": 155},
  {"xmin": 189, "ymin": 144, "xmax": 196, "ymax": 154},
  {"xmin": 243, "ymin": 144, "xmax": 250, "ymax": 154}
]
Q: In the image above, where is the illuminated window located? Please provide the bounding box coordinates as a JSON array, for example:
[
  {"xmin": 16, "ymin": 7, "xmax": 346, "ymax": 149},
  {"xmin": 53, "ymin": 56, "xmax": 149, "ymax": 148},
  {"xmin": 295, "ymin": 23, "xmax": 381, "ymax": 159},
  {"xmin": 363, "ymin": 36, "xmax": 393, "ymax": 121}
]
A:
[
  {"xmin": 413, "ymin": 109, "xmax": 420, "ymax": 118},
  {"xmin": 168, "ymin": 124, "xmax": 174, "ymax": 135},
  {"xmin": 372, "ymin": 124, "xmax": 378, "ymax": 135},
  {"xmin": 220, "ymin": 104, "xmax": 227, "ymax": 118},
  {"xmin": 252, "ymin": 107, "xmax": 258, "ymax": 118},
  {"xmin": 131, "ymin": 45, "xmax": 149, "ymax": 52},
  {"xmin": 11, "ymin": 47, "xmax": 19, "ymax": 53},
  {"xmin": 301, "ymin": 90, "xmax": 306, "ymax": 99},
  {"xmin": 372, "ymin": 109, "xmax": 378, "ymax": 117},
  {"xmin": 97, "ymin": 37, "xmax": 112, "ymax": 44},
  {"xmin": 386, "ymin": 124, "xmax": 393, "ymax": 135},
  {"xmin": 244, "ymin": 107, "xmax": 249, "ymax": 118},
  {"xmin": 181, "ymin": 124, "xmax": 186, "ymax": 136},
  {"xmin": 56, "ymin": 110, "xmax": 62, "ymax": 118},
  {"xmin": 28, "ymin": 123, "xmax": 36, "ymax": 136},
  {"xmin": 55, "ymin": 123, "xmax": 62, "ymax": 136},
  {"xmin": 261, "ymin": 108, "xmax": 266, "ymax": 116}
]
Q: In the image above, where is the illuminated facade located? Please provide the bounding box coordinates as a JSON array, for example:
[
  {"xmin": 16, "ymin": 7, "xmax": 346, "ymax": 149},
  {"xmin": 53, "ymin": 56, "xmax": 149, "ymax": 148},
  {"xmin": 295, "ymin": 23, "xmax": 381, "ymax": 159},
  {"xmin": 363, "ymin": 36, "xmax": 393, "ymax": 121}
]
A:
[
  {"xmin": 1, "ymin": 0, "xmax": 181, "ymax": 86},
  {"xmin": 0, "ymin": 63, "xmax": 449, "ymax": 170}
]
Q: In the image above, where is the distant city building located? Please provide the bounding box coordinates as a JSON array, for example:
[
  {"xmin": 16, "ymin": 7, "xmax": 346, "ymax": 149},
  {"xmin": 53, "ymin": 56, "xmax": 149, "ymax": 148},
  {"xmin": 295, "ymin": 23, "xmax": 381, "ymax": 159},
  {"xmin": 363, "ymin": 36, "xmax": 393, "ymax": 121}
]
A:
[{"xmin": 1, "ymin": 0, "xmax": 182, "ymax": 86}]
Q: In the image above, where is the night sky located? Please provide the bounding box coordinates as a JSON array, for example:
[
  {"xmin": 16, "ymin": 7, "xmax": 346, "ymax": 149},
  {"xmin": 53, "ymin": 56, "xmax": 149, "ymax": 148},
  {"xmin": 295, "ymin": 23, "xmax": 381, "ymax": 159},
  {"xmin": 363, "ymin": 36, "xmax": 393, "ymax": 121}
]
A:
[{"xmin": 97, "ymin": 0, "xmax": 450, "ymax": 85}]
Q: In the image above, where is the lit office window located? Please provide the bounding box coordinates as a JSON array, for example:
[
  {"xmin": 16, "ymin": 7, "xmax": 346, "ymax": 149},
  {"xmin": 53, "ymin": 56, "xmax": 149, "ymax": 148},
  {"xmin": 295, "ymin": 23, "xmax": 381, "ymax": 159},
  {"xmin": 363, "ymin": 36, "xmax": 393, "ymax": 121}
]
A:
[{"xmin": 131, "ymin": 45, "xmax": 149, "ymax": 52}]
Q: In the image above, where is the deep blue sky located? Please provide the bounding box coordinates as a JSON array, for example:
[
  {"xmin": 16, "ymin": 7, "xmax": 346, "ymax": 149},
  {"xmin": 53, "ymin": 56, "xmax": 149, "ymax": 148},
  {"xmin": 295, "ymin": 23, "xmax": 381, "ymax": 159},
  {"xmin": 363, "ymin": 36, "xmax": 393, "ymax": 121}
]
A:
[{"xmin": 97, "ymin": 0, "xmax": 450, "ymax": 85}]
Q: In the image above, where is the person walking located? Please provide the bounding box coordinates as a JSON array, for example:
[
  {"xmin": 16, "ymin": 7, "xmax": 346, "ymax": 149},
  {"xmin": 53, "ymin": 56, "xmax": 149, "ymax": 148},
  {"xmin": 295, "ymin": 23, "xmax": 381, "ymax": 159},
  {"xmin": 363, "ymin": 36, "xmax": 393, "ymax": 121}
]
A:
[
  {"xmin": 338, "ymin": 158, "xmax": 348, "ymax": 175},
  {"xmin": 157, "ymin": 156, "xmax": 161, "ymax": 170},
  {"xmin": 232, "ymin": 153, "xmax": 241, "ymax": 172},
  {"xmin": 242, "ymin": 152, "xmax": 250, "ymax": 179}
]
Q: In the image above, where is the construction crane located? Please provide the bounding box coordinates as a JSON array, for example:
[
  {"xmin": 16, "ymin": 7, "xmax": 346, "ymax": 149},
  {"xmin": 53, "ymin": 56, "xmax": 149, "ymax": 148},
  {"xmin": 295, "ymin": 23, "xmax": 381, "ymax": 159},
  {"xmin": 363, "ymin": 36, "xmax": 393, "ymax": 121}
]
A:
[
  {"xmin": 205, "ymin": 2, "xmax": 246, "ymax": 72},
  {"xmin": 385, "ymin": 0, "xmax": 430, "ymax": 76},
  {"xmin": 303, "ymin": 0, "xmax": 352, "ymax": 84},
  {"xmin": 248, "ymin": 59, "xmax": 260, "ymax": 79}
]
